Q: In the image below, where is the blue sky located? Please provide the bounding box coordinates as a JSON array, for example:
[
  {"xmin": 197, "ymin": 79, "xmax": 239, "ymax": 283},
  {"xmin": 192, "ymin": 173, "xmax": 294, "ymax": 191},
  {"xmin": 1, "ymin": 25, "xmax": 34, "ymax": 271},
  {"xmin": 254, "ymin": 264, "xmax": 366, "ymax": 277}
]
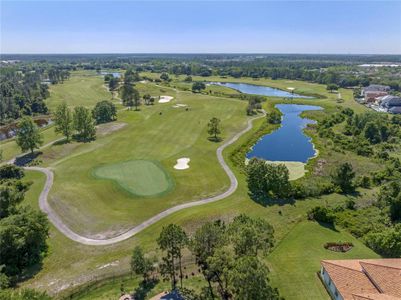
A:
[{"xmin": 1, "ymin": 1, "xmax": 400, "ymax": 54}]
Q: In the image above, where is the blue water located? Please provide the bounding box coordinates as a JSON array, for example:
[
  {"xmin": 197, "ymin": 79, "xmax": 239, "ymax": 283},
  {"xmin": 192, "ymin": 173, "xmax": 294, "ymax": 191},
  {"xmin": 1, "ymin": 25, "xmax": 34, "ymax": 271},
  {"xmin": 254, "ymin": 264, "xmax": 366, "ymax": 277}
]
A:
[
  {"xmin": 210, "ymin": 82, "xmax": 312, "ymax": 98},
  {"xmin": 247, "ymin": 104, "xmax": 323, "ymax": 163},
  {"xmin": 101, "ymin": 71, "xmax": 121, "ymax": 78}
]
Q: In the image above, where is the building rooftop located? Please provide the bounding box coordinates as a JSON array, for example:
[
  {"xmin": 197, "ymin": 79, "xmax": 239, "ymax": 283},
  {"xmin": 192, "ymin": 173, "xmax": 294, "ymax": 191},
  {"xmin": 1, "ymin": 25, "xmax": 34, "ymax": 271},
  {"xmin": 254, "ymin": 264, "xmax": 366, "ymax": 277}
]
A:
[
  {"xmin": 363, "ymin": 85, "xmax": 391, "ymax": 93},
  {"xmin": 321, "ymin": 259, "xmax": 401, "ymax": 300}
]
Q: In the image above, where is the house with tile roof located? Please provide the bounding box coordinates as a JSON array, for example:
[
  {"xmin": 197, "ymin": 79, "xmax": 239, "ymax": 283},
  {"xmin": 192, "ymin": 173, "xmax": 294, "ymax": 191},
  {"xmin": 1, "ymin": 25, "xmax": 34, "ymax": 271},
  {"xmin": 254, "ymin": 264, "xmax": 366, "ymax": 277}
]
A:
[{"xmin": 320, "ymin": 259, "xmax": 401, "ymax": 300}]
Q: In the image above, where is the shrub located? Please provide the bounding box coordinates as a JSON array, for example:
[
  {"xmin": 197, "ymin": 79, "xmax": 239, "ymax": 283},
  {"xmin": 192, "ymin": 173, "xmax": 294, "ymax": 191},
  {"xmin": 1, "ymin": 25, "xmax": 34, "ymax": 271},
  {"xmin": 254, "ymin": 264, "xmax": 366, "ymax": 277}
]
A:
[
  {"xmin": 307, "ymin": 206, "xmax": 335, "ymax": 223},
  {"xmin": 0, "ymin": 165, "xmax": 24, "ymax": 181},
  {"xmin": 364, "ymin": 224, "xmax": 401, "ymax": 257}
]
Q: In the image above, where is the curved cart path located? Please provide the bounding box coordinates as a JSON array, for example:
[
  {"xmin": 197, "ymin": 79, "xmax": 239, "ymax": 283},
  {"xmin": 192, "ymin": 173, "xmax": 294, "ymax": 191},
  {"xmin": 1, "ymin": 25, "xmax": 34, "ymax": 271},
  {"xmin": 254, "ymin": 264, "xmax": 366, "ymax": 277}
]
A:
[{"xmin": 24, "ymin": 111, "xmax": 265, "ymax": 246}]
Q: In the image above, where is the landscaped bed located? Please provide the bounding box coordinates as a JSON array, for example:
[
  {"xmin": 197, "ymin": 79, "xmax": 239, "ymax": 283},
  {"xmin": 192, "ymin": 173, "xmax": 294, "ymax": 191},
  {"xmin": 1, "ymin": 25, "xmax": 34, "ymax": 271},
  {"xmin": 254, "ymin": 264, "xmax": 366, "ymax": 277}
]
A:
[{"xmin": 324, "ymin": 242, "xmax": 354, "ymax": 253}]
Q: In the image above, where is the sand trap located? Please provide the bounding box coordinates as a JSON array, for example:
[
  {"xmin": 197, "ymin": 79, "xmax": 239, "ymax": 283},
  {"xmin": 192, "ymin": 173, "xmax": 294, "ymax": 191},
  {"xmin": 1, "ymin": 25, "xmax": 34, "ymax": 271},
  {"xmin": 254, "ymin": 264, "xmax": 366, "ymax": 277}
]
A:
[
  {"xmin": 172, "ymin": 103, "xmax": 188, "ymax": 108},
  {"xmin": 245, "ymin": 158, "xmax": 306, "ymax": 181},
  {"xmin": 159, "ymin": 95, "xmax": 174, "ymax": 103},
  {"xmin": 174, "ymin": 158, "xmax": 190, "ymax": 170}
]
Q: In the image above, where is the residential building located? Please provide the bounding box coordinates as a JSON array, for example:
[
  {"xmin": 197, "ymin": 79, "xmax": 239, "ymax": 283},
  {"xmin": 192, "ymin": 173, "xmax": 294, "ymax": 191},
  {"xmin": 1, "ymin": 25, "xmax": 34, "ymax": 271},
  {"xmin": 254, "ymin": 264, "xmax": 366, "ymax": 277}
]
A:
[
  {"xmin": 364, "ymin": 91, "xmax": 388, "ymax": 103},
  {"xmin": 362, "ymin": 85, "xmax": 391, "ymax": 93},
  {"xmin": 320, "ymin": 259, "xmax": 401, "ymax": 300},
  {"xmin": 362, "ymin": 85, "xmax": 391, "ymax": 103},
  {"xmin": 379, "ymin": 95, "xmax": 401, "ymax": 109}
]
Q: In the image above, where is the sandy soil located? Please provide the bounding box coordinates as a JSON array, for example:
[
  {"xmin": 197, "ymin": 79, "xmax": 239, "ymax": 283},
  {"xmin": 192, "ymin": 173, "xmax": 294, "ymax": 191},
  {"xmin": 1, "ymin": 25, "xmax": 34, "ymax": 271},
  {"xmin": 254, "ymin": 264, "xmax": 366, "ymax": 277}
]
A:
[
  {"xmin": 174, "ymin": 157, "xmax": 190, "ymax": 170},
  {"xmin": 172, "ymin": 103, "xmax": 188, "ymax": 108},
  {"xmin": 159, "ymin": 95, "xmax": 174, "ymax": 103},
  {"xmin": 96, "ymin": 122, "xmax": 127, "ymax": 136}
]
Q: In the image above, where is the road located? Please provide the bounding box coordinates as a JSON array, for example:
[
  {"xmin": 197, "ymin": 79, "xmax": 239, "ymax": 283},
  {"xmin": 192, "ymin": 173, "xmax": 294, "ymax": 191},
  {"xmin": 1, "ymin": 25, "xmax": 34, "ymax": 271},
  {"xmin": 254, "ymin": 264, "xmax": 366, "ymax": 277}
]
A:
[{"xmin": 23, "ymin": 111, "xmax": 265, "ymax": 246}]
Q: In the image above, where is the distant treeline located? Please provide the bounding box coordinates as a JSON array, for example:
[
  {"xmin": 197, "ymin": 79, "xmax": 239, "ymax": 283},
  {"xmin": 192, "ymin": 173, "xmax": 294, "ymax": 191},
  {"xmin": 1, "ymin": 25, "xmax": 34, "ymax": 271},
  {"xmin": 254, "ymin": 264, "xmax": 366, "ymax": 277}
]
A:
[{"xmin": 0, "ymin": 66, "xmax": 70, "ymax": 124}]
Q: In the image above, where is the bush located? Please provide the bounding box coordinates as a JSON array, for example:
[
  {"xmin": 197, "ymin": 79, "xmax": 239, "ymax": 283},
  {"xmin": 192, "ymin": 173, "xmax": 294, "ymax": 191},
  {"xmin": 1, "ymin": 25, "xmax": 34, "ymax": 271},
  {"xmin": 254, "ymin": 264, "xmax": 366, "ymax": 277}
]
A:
[
  {"xmin": 92, "ymin": 100, "xmax": 117, "ymax": 124},
  {"xmin": 307, "ymin": 206, "xmax": 335, "ymax": 223},
  {"xmin": 364, "ymin": 224, "xmax": 401, "ymax": 257},
  {"xmin": 0, "ymin": 165, "xmax": 24, "ymax": 181}
]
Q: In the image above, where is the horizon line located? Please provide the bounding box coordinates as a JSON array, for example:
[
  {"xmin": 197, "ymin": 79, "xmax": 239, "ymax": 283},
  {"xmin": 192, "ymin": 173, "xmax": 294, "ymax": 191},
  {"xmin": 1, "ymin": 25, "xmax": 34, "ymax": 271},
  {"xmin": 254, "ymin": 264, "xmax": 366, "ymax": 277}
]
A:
[{"xmin": 2, "ymin": 52, "xmax": 401, "ymax": 56}]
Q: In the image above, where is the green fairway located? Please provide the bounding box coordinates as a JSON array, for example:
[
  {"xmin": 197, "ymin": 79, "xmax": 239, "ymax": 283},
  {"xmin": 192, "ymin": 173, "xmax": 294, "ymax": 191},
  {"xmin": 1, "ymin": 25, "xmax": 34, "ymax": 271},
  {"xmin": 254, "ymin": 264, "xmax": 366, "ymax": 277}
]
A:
[
  {"xmin": 267, "ymin": 221, "xmax": 379, "ymax": 300},
  {"xmin": 17, "ymin": 74, "xmax": 381, "ymax": 299},
  {"xmin": 37, "ymin": 82, "xmax": 249, "ymax": 237},
  {"xmin": 93, "ymin": 160, "xmax": 173, "ymax": 197},
  {"xmin": 46, "ymin": 72, "xmax": 113, "ymax": 111}
]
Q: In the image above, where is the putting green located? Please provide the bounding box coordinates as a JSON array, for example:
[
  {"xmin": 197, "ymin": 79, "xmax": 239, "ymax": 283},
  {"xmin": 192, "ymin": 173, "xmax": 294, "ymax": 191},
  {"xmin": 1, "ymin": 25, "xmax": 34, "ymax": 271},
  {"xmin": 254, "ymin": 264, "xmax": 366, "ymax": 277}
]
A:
[{"xmin": 93, "ymin": 160, "xmax": 173, "ymax": 197}]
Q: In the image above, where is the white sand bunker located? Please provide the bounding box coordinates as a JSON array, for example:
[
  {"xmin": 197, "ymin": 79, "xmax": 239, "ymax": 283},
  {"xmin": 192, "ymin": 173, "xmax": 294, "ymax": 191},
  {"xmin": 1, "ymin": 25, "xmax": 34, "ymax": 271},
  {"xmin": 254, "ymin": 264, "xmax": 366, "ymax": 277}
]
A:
[
  {"xmin": 174, "ymin": 158, "xmax": 190, "ymax": 170},
  {"xmin": 172, "ymin": 104, "xmax": 188, "ymax": 108},
  {"xmin": 159, "ymin": 95, "xmax": 174, "ymax": 103}
]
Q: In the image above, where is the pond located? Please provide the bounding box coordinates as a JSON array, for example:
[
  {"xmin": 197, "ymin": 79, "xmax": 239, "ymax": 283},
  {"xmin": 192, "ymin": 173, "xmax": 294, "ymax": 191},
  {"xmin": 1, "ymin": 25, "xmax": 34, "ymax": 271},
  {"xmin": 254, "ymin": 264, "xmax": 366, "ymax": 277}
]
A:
[
  {"xmin": 210, "ymin": 82, "xmax": 312, "ymax": 98},
  {"xmin": 100, "ymin": 71, "xmax": 121, "ymax": 78},
  {"xmin": 246, "ymin": 104, "xmax": 323, "ymax": 163},
  {"xmin": 0, "ymin": 118, "xmax": 53, "ymax": 141}
]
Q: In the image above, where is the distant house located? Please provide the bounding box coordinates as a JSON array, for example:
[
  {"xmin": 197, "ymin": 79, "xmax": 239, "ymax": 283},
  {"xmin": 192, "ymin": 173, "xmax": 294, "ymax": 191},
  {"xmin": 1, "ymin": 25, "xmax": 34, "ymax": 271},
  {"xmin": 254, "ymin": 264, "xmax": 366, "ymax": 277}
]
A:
[
  {"xmin": 379, "ymin": 95, "xmax": 401, "ymax": 108},
  {"xmin": 364, "ymin": 91, "xmax": 388, "ymax": 103},
  {"xmin": 389, "ymin": 106, "xmax": 401, "ymax": 114},
  {"xmin": 362, "ymin": 85, "xmax": 390, "ymax": 103},
  {"xmin": 362, "ymin": 85, "xmax": 391, "ymax": 93},
  {"xmin": 320, "ymin": 259, "xmax": 401, "ymax": 300}
]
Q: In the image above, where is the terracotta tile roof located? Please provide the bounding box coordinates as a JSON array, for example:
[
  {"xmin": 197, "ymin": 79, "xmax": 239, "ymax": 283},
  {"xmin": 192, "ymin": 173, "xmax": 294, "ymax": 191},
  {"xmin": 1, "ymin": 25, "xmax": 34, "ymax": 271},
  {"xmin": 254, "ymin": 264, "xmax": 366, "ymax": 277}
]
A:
[
  {"xmin": 321, "ymin": 261, "xmax": 379, "ymax": 300},
  {"xmin": 352, "ymin": 293, "xmax": 400, "ymax": 300},
  {"xmin": 321, "ymin": 259, "xmax": 401, "ymax": 300},
  {"xmin": 360, "ymin": 261, "xmax": 401, "ymax": 297}
]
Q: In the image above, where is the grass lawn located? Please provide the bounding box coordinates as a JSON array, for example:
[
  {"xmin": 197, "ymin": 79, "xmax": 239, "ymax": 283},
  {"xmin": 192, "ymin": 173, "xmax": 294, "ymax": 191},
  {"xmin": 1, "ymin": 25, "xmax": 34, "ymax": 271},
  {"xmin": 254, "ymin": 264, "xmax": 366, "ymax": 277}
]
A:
[
  {"xmin": 35, "ymin": 83, "xmax": 249, "ymax": 237},
  {"xmin": 16, "ymin": 73, "xmax": 382, "ymax": 299},
  {"xmin": 93, "ymin": 160, "xmax": 174, "ymax": 197},
  {"xmin": 0, "ymin": 125, "xmax": 62, "ymax": 163},
  {"xmin": 46, "ymin": 72, "xmax": 113, "ymax": 111},
  {"xmin": 267, "ymin": 221, "xmax": 379, "ymax": 300}
]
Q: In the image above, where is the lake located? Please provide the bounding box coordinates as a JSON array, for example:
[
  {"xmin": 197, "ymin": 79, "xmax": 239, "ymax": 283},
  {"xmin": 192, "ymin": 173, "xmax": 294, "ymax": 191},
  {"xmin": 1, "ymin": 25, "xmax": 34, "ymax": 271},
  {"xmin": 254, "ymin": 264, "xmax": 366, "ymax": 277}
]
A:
[
  {"xmin": 100, "ymin": 71, "xmax": 121, "ymax": 78},
  {"xmin": 247, "ymin": 104, "xmax": 323, "ymax": 163},
  {"xmin": 210, "ymin": 82, "xmax": 312, "ymax": 98}
]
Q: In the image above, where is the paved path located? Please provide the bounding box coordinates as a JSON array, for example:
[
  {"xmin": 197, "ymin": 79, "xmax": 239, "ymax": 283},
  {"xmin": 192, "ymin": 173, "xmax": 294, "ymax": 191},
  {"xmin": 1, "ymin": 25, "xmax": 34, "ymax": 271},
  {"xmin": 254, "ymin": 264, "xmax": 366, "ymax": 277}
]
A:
[{"xmin": 23, "ymin": 111, "xmax": 265, "ymax": 246}]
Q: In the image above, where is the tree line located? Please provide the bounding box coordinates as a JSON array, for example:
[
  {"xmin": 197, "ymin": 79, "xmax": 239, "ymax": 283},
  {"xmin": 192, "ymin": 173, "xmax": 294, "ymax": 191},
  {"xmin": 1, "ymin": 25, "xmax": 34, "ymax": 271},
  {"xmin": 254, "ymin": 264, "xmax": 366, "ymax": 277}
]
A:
[
  {"xmin": 0, "ymin": 165, "xmax": 49, "ymax": 290},
  {"xmin": 130, "ymin": 215, "xmax": 282, "ymax": 300},
  {"xmin": 13, "ymin": 100, "xmax": 117, "ymax": 156},
  {"xmin": 0, "ymin": 66, "xmax": 71, "ymax": 124}
]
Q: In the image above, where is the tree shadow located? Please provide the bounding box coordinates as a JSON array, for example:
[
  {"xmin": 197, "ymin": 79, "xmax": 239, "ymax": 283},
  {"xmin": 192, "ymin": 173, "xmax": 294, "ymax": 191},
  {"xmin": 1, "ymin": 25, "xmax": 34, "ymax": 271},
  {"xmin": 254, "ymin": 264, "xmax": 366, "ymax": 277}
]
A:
[
  {"xmin": 132, "ymin": 278, "xmax": 159, "ymax": 300},
  {"xmin": 14, "ymin": 151, "xmax": 42, "ymax": 167},
  {"xmin": 248, "ymin": 192, "xmax": 296, "ymax": 207},
  {"xmin": 343, "ymin": 190, "xmax": 361, "ymax": 198},
  {"xmin": 317, "ymin": 221, "xmax": 339, "ymax": 232},
  {"xmin": 207, "ymin": 137, "xmax": 222, "ymax": 143},
  {"xmin": 14, "ymin": 261, "xmax": 44, "ymax": 286},
  {"xmin": 72, "ymin": 134, "xmax": 95, "ymax": 143},
  {"xmin": 53, "ymin": 138, "xmax": 70, "ymax": 146}
]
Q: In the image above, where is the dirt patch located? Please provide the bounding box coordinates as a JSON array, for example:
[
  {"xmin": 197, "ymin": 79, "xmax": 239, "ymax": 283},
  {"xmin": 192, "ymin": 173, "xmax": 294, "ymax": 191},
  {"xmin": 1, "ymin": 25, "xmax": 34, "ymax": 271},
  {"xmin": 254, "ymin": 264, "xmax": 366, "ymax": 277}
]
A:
[
  {"xmin": 324, "ymin": 242, "xmax": 353, "ymax": 252},
  {"xmin": 96, "ymin": 122, "xmax": 127, "ymax": 136}
]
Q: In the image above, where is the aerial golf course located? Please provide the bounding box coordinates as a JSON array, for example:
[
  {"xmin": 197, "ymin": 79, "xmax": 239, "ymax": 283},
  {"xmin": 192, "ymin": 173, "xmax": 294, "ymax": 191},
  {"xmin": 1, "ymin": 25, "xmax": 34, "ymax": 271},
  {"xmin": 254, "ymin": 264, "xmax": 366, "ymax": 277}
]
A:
[{"xmin": 3, "ymin": 70, "xmax": 381, "ymax": 299}]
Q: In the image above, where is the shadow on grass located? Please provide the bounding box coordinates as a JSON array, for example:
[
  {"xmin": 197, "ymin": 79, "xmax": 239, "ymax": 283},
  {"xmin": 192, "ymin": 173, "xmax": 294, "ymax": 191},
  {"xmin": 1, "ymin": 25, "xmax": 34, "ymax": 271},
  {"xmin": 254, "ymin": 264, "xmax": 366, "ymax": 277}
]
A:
[
  {"xmin": 132, "ymin": 278, "xmax": 159, "ymax": 300},
  {"xmin": 249, "ymin": 192, "xmax": 296, "ymax": 207},
  {"xmin": 14, "ymin": 151, "xmax": 42, "ymax": 167},
  {"xmin": 14, "ymin": 261, "xmax": 44, "ymax": 287},
  {"xmin": 317, "ymin": 221, "xmax": 339, "ymax": 232},
  {"xmin": 207, "ymin": 136, "xmax": 222, "ymax": 143},
  {"xmin": 53, "ymin": 138, "xmax": 70, "ymax": 146}
]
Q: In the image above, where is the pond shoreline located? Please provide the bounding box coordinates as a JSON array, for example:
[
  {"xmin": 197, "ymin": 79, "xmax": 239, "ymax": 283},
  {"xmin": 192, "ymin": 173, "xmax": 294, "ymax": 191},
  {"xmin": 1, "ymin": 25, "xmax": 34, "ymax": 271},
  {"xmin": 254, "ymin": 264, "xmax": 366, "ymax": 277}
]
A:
[
  {"xmin": 247, "ymin": 104, "xmax": 323, "ymax": 163},
  {"xmin": 209, "ymin": 81, "xmax": 314, "ymax": 99}
]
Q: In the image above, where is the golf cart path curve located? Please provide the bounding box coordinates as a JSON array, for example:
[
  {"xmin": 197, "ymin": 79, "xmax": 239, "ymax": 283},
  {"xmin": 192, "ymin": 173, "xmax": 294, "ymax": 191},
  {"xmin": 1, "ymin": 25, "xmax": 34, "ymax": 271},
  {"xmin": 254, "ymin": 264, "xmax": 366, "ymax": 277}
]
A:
[{"xmin": 24, "ymin": 111, "xmax": 265, "ymax": 246}]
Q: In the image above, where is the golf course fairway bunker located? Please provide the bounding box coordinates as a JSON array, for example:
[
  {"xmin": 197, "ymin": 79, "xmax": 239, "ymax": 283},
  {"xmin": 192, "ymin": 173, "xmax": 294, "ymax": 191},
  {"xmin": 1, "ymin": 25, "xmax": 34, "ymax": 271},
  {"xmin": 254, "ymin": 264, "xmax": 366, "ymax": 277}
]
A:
[{"xmin": 93, "ymin": 160, "xmax": 174, "ymax": 197}]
